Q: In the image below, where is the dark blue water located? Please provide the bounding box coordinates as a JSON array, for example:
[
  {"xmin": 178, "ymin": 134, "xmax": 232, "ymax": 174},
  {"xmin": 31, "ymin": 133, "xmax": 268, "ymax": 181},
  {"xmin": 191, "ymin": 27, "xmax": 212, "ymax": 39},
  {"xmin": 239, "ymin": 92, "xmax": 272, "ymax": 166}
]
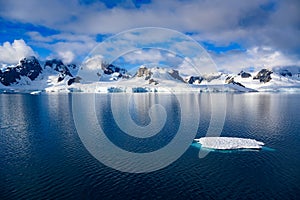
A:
[{"xmin": 0, "ymin": 93, "xmax": 299, "ymax": 199}]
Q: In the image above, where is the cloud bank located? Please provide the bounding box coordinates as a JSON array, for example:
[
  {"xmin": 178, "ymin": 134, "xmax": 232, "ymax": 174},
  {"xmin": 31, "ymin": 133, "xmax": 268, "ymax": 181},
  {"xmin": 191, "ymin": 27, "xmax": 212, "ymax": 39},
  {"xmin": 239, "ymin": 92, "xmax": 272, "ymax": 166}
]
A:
[
  {"xmin": 0, "ymin": 39, "xmax": 36, "ymax": 64},
  {"xmin": 0, "ymin": 0, "xmax": 299, "ymax": 70}
]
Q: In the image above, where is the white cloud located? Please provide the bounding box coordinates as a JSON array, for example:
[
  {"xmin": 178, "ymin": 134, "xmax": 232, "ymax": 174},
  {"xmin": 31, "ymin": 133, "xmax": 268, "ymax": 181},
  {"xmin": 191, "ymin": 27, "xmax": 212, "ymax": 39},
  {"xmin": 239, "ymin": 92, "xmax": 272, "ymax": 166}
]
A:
[
  {"xmin": 0, "ymin": 0, "xmax": 273, "ymax": 35},
  {"xmin": 0, "ymin": 0, "xmax": 299, "ymax": 68},
  {"xmin": 0, "ymin": 39, "xmax": 36, "ymax": 64},
  {"xmin": 212, "ymin": 47, "xmax": 300, "ymax": 73},
  {"xmin": 27, "ymin": 31, "xmax": 95, "ymax": 43},
  {"xmin": 58, "ymin": 51, "xmax": 75, "ymax": 64},
  {"xmin": 122, "ymin": 49, "xmax": 163, "ymax": 64},
  {"xmin": 27, "ymin": 32, "xmax": 97, "ymax": 63},
  {"xmin": 176, "ymin": 54, "xmax": 218, "ymax": 76}
]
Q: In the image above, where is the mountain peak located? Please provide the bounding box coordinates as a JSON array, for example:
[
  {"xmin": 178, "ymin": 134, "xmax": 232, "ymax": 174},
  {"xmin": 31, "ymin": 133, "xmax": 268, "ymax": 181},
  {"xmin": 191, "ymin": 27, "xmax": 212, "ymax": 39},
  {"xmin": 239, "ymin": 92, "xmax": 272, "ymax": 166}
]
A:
[{"xmin": 0, "ymin": 56, "xmax": 42, "ymax": 86}]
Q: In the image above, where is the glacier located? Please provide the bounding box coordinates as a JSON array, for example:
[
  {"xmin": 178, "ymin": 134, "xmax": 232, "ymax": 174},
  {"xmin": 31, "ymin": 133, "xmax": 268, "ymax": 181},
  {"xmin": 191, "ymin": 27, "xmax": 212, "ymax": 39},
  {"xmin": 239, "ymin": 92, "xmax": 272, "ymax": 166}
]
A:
[{"xmin": 194, "ymin": 137, "xmax": 265, "ymax": 150}]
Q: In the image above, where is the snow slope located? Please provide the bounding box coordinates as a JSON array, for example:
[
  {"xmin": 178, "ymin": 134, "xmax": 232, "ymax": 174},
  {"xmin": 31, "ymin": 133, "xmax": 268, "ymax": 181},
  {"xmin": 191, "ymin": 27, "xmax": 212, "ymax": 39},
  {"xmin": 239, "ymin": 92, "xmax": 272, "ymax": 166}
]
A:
[
  {"xmin": 46, "ymin": 66, "xmax": 260, "ymax": 93},
  {"xmin": 233, "ymin": 72, "xmax": 300, "ymax": 92}
]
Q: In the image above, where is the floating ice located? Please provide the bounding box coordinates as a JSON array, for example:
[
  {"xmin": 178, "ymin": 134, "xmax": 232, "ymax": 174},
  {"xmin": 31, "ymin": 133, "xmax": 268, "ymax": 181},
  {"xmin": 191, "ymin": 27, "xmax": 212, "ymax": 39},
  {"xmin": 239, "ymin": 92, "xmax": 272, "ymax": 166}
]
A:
[
  {"xmin": 30, "ymin": 90, "xmax": 42, "ymax": 95},
  {"xmin": 194, "ymin": 137, "xmax": 264, "ymax": 150}
]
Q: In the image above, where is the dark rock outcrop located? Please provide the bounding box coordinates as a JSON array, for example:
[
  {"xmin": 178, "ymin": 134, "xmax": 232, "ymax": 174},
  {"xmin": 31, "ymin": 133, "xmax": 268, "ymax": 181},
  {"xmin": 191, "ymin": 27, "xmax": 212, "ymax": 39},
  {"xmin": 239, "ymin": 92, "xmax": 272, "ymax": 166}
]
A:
[
  {"xmin": 68, "ymin": 64, "xmax": 77, "ymax": 70},
  {"xmin": 0, "ymin": 56, "xmax": 42, "ymax": 86},
  {"xmin": 137, "ymin": 66, "xmax": 152, "ymax": 80},
  {"xmin": 233, "ymin": 81, "xmax": 245, "ymax": 88},
  {"xmin": 238, "ymin": 71, "xmax": 251, "ymax": 78},
  {"xmin": 149, "ymin": 78, "xmax": 159, "ymax": 85},
  {"xmin": 279, "ymin": 69, "xmax": 292, "ymax": 77},
  {"xmin": 102, "ymin": 63, "xmax": 127, "ymax": 75},
  {"xmin": 67, "ymin": 76, "xmax": 82, "ymax": 86},
  {"xmin": 44, "ymin": 59, "xmax": 74, "ymax": 82},
  {"xmin": 168, "ymin": 69, "xmax": 185, "ymax": 82},
  {"xmin": 253, "ymin": 69, "xmax": 273, "ymax": 83},
  {"xmin": 186, "ymin": 76, "xmax": 203, "ymax": 84},
  {"xmin": 225, "ymin": 76, "xmax": 233, "ymax": 84},
  {"xmin": 225, "ymin": 76, "xmax": 245, "ymax": 88},
  {"xmin": 186, "ymin": 73, "xmax": 222, "ymax": 84}
]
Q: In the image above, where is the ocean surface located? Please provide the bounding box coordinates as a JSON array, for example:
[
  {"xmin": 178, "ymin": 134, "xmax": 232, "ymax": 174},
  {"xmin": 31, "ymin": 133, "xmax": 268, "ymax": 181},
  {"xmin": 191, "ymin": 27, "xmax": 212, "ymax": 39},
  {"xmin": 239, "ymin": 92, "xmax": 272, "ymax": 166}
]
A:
[{"xmin": 0, "ymin": 93, "xmax": 299, "ymax": 199}]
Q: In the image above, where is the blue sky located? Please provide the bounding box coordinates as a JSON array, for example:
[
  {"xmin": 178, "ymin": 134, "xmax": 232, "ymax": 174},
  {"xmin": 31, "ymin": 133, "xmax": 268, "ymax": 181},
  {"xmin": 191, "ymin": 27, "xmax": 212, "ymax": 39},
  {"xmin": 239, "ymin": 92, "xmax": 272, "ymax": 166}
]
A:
[{"xmin": 0, "ymin": 0, "xmax": 299, "ymax": 72}]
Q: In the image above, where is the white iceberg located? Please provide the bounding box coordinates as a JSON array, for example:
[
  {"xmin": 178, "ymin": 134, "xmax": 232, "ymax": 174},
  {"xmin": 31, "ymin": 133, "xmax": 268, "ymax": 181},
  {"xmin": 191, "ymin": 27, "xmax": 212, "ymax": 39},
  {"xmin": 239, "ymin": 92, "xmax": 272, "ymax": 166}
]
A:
[
  {"xmin": 30, "ymin": 90, "xmax": 42, "ymax": 95},
  {"xmin": 194, "ymin": 137, "xmax": 264, "ymax": 150}
]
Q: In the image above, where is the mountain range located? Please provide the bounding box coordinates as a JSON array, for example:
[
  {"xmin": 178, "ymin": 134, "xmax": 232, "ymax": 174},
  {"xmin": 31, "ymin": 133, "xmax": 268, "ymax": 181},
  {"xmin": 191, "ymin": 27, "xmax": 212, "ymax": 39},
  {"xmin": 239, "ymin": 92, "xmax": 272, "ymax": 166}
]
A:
[{"xmin": 1, "ymin": 56, "xmax": 300, "ymax": 94}]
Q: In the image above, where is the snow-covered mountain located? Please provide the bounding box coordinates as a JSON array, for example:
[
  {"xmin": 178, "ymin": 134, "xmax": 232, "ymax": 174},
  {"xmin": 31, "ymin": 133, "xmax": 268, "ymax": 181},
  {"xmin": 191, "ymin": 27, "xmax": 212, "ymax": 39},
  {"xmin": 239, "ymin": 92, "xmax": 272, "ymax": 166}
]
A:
[
  {"xmin": 213, "ymin": 68, "xmax": 300, "ymax": 92},
  {"xmin": 0, "ymin": 56, "xmax": 79, "ymax": 92},
  {"xmin": 1, "ymin": 56, "xmax": 300, "ymax": 93},
  {"xmin": 0, "ymin": 56, "xmax": 42, "ymax": 86}
]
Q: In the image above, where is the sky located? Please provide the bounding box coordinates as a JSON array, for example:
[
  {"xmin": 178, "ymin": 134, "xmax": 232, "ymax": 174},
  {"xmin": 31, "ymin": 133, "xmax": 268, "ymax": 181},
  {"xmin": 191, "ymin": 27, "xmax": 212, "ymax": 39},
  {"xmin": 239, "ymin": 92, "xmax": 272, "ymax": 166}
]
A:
[{"xmin": 0, "ymin": 0, "xmax": 299, "ymax": 72}]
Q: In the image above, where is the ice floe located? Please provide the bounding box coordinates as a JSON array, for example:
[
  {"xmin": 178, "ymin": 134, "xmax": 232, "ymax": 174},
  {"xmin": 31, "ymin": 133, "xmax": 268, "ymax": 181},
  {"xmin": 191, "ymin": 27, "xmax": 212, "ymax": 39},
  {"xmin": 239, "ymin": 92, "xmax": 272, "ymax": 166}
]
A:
[{"xmin": 194, "ymin": 137, "xmax": 264, "ymax": 150}]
